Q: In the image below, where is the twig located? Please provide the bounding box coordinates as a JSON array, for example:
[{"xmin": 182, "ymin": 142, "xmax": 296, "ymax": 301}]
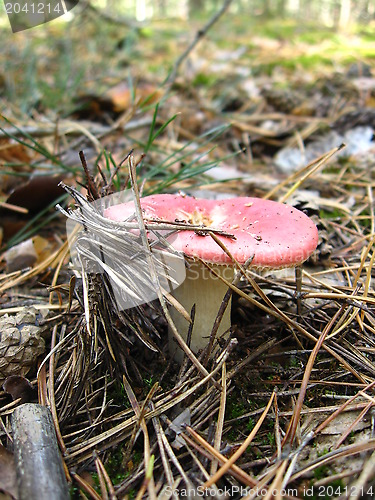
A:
[
  {"xmin": 79, "ymin": 150, "xmax": 99, "ymax": 201},
  {"xmin": 210, "ymin": 363, "xmax": 227, "ymax": 476},
  {"xmin": 163, "ymin": 0, "xmax": 234, "ymax": 89},
  {"xmin": 12, "ymin": 404, "xmax": 69, "ymax": 500}
]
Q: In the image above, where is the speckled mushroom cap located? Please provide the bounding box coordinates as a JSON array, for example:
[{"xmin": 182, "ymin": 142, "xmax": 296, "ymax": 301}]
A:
[{"xmin": 104, "ymin": 194, "xmax": 319, "ymax": 268}]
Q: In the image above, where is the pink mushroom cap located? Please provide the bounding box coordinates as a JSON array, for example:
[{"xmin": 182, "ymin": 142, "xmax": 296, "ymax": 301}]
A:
[{"xmin": 104, "ymin": 194, "xmax": 319, "ymax": 268}]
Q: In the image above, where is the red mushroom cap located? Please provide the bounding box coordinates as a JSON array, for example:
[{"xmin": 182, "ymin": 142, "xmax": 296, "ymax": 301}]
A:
[{"xmin": 104, "ymin": 194, "xmax": 318, "ymax": 268}]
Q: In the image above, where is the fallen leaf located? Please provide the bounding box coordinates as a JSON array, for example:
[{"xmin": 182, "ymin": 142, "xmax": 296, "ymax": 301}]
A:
[
  {"xmin": 3, "ymin": 235, "xmax": 52, "ymax": 272},
  {"xmin": 73, "ymin": 82, "xmax": 162, "ymax": 120},
  {"xmin": 3, "ymin": 375, "xmax": 37, "ymax": 403},
  {"xmin": 5, "ymin": 175, "xmax": 65, "ymax": 214},
  {"xmin": 106, "ymin": 81, "xmax": 161, "ymax": 112},
  {"xmin": 0, "ymin": 138, "xmax": 35, "ymax": 165}
]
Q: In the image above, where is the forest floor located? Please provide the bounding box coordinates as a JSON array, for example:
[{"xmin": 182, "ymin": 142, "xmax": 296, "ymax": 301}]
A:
[{"xmin": 1, "ymin": 5, "xmax": 375, "ymax": 499}]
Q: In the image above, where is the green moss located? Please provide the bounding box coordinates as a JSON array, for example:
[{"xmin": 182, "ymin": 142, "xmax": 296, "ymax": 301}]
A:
[
  {"xmin": 314, "ymin": 448, "xmax": 330, "ymax": 480},
  {"xmin": 246, "ymin": 417, "xmax": 255, "ymax": 432},
  {"xmin": 313, "ymin": 464, "xmax": 330, "ymax": 480},
  {"xmin": 253, "ymin": 19, "xmax": 298, "ymax": 40},
  {"xmin": 105, "ymin": 447, "xmax": 128, "ymax": 483},
  {"xmin": 139, "ymin": 27, "xmax": 154, "ymax": 38},
  {"xmin": 228, "ymin": 400, "xmax": 246, "ymax": 419},
  {"xmin": 192, "ymin": 72, "xmax": 218, "ymax": 88},
  {"xmin": 266, "ymin": 431, "xmax": 275, "ymax": 446},
  {"xmin": 298, "ymin": 30, "xmax": 336, "ymax": 44},
  {"xmin": 319, "ymin": 208, "xmax": 346, "ymax": 220},
  {"xmin": 289, "ymin": 356, "xmax": 299, "ymax": 368}
]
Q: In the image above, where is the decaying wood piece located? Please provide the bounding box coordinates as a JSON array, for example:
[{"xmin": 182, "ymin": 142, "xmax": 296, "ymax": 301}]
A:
[{"xmin": 11, "ymin": 404, "xmax": 69, "ymax": 500}]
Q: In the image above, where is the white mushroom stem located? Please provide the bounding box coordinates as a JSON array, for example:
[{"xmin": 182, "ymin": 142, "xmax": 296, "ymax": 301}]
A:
[{"xmin": 168, "ymin": 260, "xmax": 234, "ymax": 362}]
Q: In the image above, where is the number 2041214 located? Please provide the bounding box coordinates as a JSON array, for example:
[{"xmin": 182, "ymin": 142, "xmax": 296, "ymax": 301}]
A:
[{"xmin": 5, "ymin": 2, "xmax": 63, "ymax": 14}]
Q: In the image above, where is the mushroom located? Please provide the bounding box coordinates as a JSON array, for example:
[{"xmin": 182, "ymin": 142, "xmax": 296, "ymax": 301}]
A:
[{"xmin": 104, "ymin": 194, "xmax": 318, "ymax": 360}]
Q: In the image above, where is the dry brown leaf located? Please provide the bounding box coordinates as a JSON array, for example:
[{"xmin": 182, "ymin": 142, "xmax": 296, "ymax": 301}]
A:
[
  {"xmin": 5, "ymin": 175, "xmax": 65, "ymax": 214},
  {"xmin": 3, "ymin": 236, "xmax": 53, "ymax": 272},
  {"xmin": 106, "ymin": 81, "xmax": 162, "ymax": 112},
  {"xmin": 3, "ymin": 375, "xmax": 37, "ymax": 403},
  {"xmin": 0, "ymin": 138, "xmax": 35, "ymax": 165}
]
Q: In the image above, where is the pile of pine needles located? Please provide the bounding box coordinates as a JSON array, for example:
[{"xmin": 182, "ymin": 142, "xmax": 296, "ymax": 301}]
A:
[{"xmin": 1, "ymin": 145, "xmax": 375, "ymax": 498}]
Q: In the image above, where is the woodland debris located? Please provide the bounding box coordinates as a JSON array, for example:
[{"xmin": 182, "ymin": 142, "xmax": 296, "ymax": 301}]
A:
[{"xmin": 11, "ymin": 404, "xmax": 69, "ymax": 500}]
